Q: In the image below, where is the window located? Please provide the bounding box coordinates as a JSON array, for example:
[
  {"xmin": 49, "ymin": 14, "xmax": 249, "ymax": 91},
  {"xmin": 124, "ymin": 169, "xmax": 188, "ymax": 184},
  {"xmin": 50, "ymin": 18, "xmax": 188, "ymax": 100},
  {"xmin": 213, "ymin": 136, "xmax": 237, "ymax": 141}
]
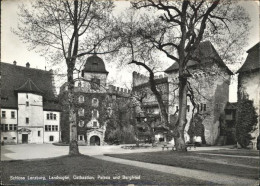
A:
[
  {"xmin": 55, "ymin": 126, "xmax": 58, "ymax": 131},
  {"xmin": 2, "ymin": 111, "xmax": 6, "ymax": 118},
  {"xmin": 93, "ymin": 121, "xmax": 97, "ymax": 127},
  {"xmin": 92, "ymin": 98, "xmax": 99, "ymax": 107},
  {"xmin": 204, "ymin": 104, "xmax": 206, "ymax": 111},
  {"xmin": 45, "ymin": 125, "xmax": 48, "ymax": 131},
  {"xmin": 4, "ymin": 124, "xmax": 8, "ymax": 131},
  {"xmin": 78, "ymin": 135, "xmax": 84, "ymax": 141},
  {"xmin": 26, "ymin": 94, "xmax": 28, "ymax": 99},
  {"xmin": 9, "ymin": 124, "xmax": 13, "ymax": 131},
  {"xmin": 197, "ymin": 104, "xmax": 200, "ymax": 112},
  {"xmin": 200, "ymin": 103, "xmax": 203, "ymax": 111},
  {"xmin": 26, "ymin": 101, "xmax": 29, "ymax": 106},
  {"xmin": 26, "ymin": 117, "xmax": 29, "ymax": 124},
  {"xmin": 52, "ymin": 125, "xmax": 55, "ymax": 131},
  {"xmin": 54, "ymin": 114, "xmax": 57, "ymax": 120},
  {"xmin": 176, "ymin": 106, "xmax": 179, "ymax": 111},
  {"xmin": 79, "ymin": 95, "xmax": 84, "ymax": 103},
  {"xmin": 3, "ymin": 137, "xmax": 7, "ymax": 140},
  {"xmin": 47, "ymin": 114, "xmax": 50, "ymax": 120},
  {"xmin": 13, "ymin": 137, "xmax": 16, "ymax": 140},
  {"xmin": 78, "ymin": 108, "xmax": 84, "ymax": 116},
  {"xmin": 187, "ymin": 105, "xmax": 190, "ymax": 112},
  {"xmin": 93, "ymin": 110, "xmax": 98, "ymax": 118},
  {"xmin": 38, "ymin": 131, "xmax": 41, "ymax": 137},
  {"xmin": 11, "ymin": 111, "xmax": 15, "ymax": 119},
  {"xmin": 14, "ymin": 124, "xmax": 17, "ymax": 131},
  {"xmin": 91, "ymin": 78, "xmax": 100, "ymax": 90},
  {"xmin": 50, "ymin": 113, "xmax": 53, "ymax": 120},
  {"xmin": 49, "ymin": 136, "xmax": 54, "ymax": 142},
  {"xmin": 78, "ymin": 120, "xmax": 84, "ymax": 127},
  {"xmin": 48, "ymin": 125, "xmax": 51, "ymax": 131}
]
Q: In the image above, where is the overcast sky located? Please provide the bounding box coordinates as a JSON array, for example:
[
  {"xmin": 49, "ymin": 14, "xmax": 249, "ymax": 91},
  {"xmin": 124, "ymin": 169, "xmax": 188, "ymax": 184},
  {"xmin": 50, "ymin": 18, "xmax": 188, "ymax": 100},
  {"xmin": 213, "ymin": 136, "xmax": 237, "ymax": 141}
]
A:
[{"xmin": 1, "ymin": 0, "xmax": 259, "ymax": 101}]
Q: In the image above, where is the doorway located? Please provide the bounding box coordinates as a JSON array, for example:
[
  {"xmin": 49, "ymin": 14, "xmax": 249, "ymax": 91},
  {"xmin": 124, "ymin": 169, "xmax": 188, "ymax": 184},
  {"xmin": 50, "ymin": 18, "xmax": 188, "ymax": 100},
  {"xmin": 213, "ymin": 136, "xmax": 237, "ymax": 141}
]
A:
[
  {"xmin": 90, "ymin": 135, "xmax": 100, "ymax": 146},
  {"xmin": 22, "ymin": 134, "xmax": 28, "ymax": 144}
]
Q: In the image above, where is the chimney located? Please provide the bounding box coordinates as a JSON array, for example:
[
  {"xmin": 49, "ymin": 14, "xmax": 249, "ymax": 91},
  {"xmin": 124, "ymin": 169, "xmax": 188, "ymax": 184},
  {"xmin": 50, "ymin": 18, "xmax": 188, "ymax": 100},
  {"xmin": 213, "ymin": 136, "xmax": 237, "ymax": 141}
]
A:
[
  {"xmin": 26, "ymin": 62, "xmax": 30, "ymax": 68},
  {"xmin": 13, "ymin": 61, "xmax": 17, "ymax": 65}
]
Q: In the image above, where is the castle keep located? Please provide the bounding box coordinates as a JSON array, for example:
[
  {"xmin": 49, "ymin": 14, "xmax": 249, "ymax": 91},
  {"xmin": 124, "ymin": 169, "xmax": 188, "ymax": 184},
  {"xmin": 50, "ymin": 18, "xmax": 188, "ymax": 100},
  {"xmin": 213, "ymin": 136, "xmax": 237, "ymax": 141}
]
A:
[{"xmin": 132, "ymin": 41, "xmax": 232, "ymax": 145}]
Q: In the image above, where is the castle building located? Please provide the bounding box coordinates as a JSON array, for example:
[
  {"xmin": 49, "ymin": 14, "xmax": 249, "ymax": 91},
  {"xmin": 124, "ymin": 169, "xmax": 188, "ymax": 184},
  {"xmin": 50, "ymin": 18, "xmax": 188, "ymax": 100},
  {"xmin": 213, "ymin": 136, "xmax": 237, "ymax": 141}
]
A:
[
  {"xmin": 237, "ymin": 42, "xmax": 260, "ymax": 149},
  {"xmin": 132, "ymin": 41, "xmax": 233, "ymax": 145},
  {"xmin": 59, "ymin": 54, "xmax": 131, "ymax": 145},
  {"xmin": 1, "ymin": 62, "xmax": 61, "ymax": 144}
]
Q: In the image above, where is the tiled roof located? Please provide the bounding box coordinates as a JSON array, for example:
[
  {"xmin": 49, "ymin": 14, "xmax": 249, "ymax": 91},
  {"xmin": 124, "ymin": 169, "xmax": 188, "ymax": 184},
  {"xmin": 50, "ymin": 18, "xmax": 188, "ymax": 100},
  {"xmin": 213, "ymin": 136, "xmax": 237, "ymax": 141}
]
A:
[
  {"xmin": 1, "ymin": 62, "xmax": 60, "ymax": 111},
  {"xmin": 82, "ymin": 54, "xmax": 108, "ymax": 74},
  {"xmin": 15, "ymin": 78, "xmax": 43, "ymax": 95},
  {"xmin": 164, "ymin": 41, "xmax": 233, "ymax": 75},
  {"xmin": 237, "ymin": 42, "xmax": 260, "ymax": 73}
]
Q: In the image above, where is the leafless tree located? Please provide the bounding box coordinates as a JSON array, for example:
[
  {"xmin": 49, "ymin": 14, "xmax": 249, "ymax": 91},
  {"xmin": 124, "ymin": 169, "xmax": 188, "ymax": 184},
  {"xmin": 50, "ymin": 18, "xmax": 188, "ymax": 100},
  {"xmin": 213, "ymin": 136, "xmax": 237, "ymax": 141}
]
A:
[
  {"xmin": 14, "ymin": 0, "xmax": 120, "ymax": 155},
  {"xmin": 118, "ymin": 0, "xmax": 249, "ymax": 151}
]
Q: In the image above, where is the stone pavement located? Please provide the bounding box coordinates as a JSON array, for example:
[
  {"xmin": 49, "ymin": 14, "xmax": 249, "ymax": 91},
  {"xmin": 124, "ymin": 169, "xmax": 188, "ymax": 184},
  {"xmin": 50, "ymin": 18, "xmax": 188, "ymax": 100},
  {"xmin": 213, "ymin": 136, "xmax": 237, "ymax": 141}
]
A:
[{"xmin": 94, "ymin": 155, "xmax": 258, "ymax": 185}]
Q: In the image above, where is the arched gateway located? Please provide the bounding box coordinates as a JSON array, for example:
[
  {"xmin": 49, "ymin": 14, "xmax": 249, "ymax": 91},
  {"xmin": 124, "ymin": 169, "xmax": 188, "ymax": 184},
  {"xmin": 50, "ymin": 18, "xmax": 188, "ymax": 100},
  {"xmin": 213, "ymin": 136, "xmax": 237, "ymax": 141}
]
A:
[{"xmin": 90, "ymin": 135, "xmax": 100, "ymax": 146}]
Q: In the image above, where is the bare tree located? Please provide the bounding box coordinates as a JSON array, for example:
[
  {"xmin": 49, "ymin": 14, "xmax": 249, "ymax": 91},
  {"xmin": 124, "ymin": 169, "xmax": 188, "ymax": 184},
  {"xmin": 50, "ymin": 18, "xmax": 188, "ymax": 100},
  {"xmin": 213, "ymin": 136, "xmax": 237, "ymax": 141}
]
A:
[
  {"xmin": 118, "ymin": 0, "xmax": 249, "ymax": 151},
  {"xmin": 15, "ymin": 0, "xmax": 119, "ymax": 155}
]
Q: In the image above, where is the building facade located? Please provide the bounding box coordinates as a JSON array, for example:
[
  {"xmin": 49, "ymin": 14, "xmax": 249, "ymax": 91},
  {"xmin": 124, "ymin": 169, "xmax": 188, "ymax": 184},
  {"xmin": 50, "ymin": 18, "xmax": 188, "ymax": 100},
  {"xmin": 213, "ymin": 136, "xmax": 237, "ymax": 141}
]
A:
[
  {"xmin": 1, "ymin": 62, "xmax": 61, "ymax": 144},
  {"xmin": 59, "ymin": 55, "xmax": 131, "ymax": 145},
  {"xmin": 237, "ymin": 42, "xmax": 260, "ymax": 149},
  {"xmin": 132, "ymin": 41, "xmax": 232, "ymax": 145}
]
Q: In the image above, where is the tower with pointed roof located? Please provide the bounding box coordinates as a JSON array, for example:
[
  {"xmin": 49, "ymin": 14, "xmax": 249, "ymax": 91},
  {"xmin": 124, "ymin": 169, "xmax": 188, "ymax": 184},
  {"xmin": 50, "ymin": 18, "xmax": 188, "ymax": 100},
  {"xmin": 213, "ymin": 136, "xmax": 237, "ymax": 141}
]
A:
[{"xmin": 59, "ymin": 55, "xmax": 132, "ymax": 146}]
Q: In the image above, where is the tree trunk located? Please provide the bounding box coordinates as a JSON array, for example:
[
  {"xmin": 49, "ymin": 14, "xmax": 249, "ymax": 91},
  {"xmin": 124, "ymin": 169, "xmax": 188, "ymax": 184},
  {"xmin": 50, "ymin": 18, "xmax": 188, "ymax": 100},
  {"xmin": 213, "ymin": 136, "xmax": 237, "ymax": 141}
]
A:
[
  {"xmin": 67, "ymin": 65, "xmax": 80, "ymax": 155},
  {"xmin": 149, "ymin": 73, "xmax": 168, "ymax": 126},
  {"xmin": 174, "ymin": 75, "xmax": 188, "ymax": 151}
]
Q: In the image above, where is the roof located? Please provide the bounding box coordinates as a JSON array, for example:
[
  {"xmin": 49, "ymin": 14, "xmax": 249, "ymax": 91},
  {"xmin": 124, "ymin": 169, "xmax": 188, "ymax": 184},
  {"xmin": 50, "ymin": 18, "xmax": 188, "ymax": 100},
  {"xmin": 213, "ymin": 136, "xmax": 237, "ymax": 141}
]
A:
[
  {"xmin": 15, "ymin": 78, "xmax": 43, "ymax": 95},
  {"xmin": 164, "ymin": 41, "xmax": 233, "ymax": 75},
  {"xmin": 225, "ymin": 102, "xmax": 237, "ymax": 110},
  {"xmin": 1, "ymin": 62, "xmax": 60, "ymax": 111},
  {"xmin": 82, "ymin": 54, "xmax": 108, "ymax": 74},
  {"xmin": 237, "ymin": 42, "xmax": 260, "ymax": 73}
]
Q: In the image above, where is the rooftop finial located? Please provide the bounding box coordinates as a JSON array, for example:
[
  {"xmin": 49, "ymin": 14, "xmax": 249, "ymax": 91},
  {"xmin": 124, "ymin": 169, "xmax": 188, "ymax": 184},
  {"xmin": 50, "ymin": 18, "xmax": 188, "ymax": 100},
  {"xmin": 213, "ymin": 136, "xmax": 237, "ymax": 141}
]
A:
[{"xmin": 93, "ymin": 44, "xmax": 97, "ymax": 56}]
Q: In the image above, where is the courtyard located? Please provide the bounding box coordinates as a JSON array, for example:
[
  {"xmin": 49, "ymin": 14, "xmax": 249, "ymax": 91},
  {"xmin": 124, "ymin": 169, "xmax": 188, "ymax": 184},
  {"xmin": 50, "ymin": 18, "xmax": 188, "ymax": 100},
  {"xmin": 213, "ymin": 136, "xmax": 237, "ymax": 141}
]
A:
[{"xmin": 1, "ymin": 144, "xmax": 259, "ymax": 185}]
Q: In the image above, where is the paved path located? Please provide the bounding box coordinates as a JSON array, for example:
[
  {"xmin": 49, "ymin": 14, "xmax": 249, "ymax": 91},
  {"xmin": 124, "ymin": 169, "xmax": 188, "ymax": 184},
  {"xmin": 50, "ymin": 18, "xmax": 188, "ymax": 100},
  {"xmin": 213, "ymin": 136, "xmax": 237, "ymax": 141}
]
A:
[
  {"xmin": 197, "ymin": 152, "xmax": 260, "ymax": 159},
  {"xmin": 94, "ymin": 155, "xmax": 258, "ymax": 185},
  {"xmin": 1, "ymin": 144, "xmax": 259, "ymax": 185}
]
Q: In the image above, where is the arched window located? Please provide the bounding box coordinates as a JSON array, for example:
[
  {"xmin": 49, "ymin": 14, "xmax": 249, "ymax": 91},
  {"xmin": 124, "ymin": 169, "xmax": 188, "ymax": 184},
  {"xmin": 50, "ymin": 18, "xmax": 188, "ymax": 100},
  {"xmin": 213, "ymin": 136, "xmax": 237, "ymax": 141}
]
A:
[
  {"xmin": 78, "ymin": 120, "xmax": 84, "ymax": 127},
  {"xmin": 78, "ymin": 95, "xmax": 84, "ymax": 103},
  {"xmin": 78, "ymin": 108, "xmax": 84, "ymax": 116},
  {"xmin": 92, "ymin": 98, "xmax": 99, "ymax": 107}
]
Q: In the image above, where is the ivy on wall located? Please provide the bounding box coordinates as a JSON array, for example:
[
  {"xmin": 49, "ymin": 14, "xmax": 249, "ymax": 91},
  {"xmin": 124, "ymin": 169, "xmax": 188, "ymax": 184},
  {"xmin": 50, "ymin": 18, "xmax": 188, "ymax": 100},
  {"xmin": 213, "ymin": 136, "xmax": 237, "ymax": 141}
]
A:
[{"xmin": 236, "ymin": 98, "xmax": 258, "ymax": 148}]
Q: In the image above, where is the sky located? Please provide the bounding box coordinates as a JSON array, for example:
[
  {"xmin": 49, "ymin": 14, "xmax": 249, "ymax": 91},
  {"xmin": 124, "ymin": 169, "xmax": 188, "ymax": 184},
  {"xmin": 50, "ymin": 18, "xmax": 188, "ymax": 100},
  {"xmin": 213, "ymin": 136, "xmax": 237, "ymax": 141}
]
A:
[{"xmin": 1, "ymin": 0, "xmax": 259, "ymax": 101}]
